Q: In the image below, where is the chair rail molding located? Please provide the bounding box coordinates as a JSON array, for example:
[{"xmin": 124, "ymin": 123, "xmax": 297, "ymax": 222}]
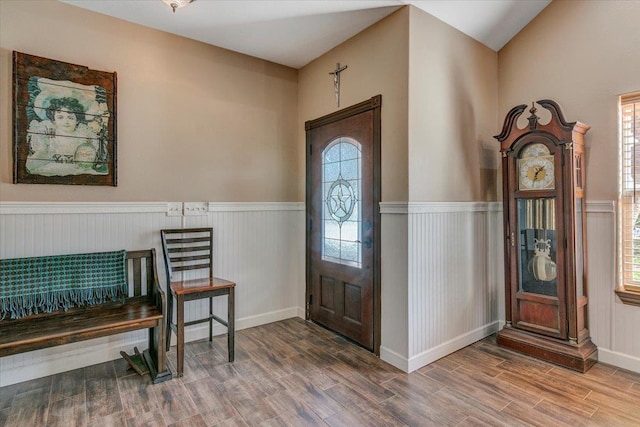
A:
[
  {"xmin": 0, "ymin": 201, "xmax": 305, "ymax": 215},
  {"xmin": 0, "ymin": 201, "xmax": 168, "ymax": 215},
  {"xmin": 381, "ymin": 201, "xmax": 501, "ymax": 215}
]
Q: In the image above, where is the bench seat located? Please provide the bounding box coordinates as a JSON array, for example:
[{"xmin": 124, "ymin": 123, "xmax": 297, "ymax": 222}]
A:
[{"xmin": 0, "ymin": 297, "xmax": 162, "ymax": 357}]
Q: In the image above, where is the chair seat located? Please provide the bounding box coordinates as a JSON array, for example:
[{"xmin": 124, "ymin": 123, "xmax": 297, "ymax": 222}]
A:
[{"xmin": 169, "ymin": 277, "xmax": 236, "ymax": 296}]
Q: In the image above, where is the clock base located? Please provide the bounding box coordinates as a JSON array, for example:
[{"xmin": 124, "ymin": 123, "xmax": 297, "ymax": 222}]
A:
[{"xmin": 497, "ymin": 326, "xmax": 597, "ymax": 373}]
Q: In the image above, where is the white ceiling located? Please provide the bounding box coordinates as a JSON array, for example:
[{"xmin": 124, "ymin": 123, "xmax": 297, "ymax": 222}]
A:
[{"xmin": 60, "ymin": 0, "xmax": 551, "ymax": 69}]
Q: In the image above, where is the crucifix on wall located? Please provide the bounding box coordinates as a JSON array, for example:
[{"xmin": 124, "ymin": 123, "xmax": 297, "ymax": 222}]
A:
[{"xmin": 329, "ymin": 62, "xmax": 348, "ymax": 108}]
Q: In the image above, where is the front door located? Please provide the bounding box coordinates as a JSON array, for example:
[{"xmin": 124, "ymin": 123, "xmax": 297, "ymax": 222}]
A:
[{"xmin": 305, "ymin": 95, "xmax": 381, "ymax": 352}]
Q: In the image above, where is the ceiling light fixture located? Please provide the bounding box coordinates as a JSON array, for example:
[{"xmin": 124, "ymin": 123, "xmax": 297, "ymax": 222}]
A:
[{"xmin": 162, "ymin": 0, "xmax": 194, "ymax": 13}]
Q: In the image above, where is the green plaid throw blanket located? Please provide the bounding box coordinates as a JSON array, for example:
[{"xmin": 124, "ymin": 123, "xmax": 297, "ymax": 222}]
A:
[{"xmin": 0, "ymin": 250, "xmax": 127, "ymax": 320}]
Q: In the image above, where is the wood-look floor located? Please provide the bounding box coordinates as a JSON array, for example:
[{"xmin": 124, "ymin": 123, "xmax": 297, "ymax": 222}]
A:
[{"xmin": 1, "ymin": 318, "xmax": 639, "ymax": 427}]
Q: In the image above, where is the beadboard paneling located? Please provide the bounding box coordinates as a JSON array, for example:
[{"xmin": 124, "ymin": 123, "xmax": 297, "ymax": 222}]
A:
[
  {"xmin": 381, "ymin": 200, "xmax": 639, "ymax": 375},
  {"xmin": 380, "ymin": 213, "xmax": 409, "ymax": 367},
  {"xmin": 586, "ymin": 201, "xmax": 640, "ymax": 373},
  {"xmin": 405, "ymin": 202, "xmax": 503, "ymax": 371},
  {"xmin": 0, "ymin": 202, "xmax": 304, "ymax": 386},
  {"xmin": 2, "ymin": 200, "xmax": 637, "ymax": 384},
  {"xmin": 585, "ymin": 204, "xmax": 615, "ymax": 351}
]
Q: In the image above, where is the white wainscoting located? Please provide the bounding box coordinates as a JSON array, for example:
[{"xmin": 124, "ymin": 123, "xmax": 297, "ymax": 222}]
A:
[
  {"xmin": 379, "ymin": 200, "xmax": 639, "ymax": 375},
  {"xmin": 380, "ymin": 202, "xmax": 503, "ymax": 372},
  {"xmin": 2, "ymin": 199, "xmax": 636, "ymax": 385},
  {"xmin": 379, "ymin": 212, "xmax": 409, "ymax": 370},
  {"xmin": 586, "ymin": 201, "xmax": 640, "ymax": 373},
  {"xmin": 0, "ymin": 202, "xmax": 305, "ymax": 386}
]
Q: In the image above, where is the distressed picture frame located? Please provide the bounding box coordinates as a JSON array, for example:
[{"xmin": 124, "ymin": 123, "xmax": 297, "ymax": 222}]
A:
[{"xmin": 13, "ymin": 51, "xmax": 117, "ymax": 186}]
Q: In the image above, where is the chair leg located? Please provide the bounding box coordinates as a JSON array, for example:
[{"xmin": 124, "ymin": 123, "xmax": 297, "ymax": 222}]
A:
[
  {"xmin": 228, "ymin": 287, "xmax": 235, "ymax": 362},
  {"xmin": 209, "ymin": 297, "xmax": 213, "ymax": 342},
  {"xmin": 176, "ymin": 295, "xmax": 185, "ymax": 377},
  {"xmin": 166, "ymin": 292, "xmax": 173, "ymax": 352}
]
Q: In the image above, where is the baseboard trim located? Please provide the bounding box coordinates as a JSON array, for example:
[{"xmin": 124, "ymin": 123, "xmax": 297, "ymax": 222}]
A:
[
  {"xmin": 177, "ymin": 307, "xmax": 302, "ymax": 344},
  {"xmin": 0, "ymin": 337, "xmax": 137, "ymax": 387},
  {"xmin": 406, "ymin": 321, "xmax": 501, "ymax": 373},
  {"xmin": 380, "ymin": 346, "xmax": 409, "ymax": 372},
  {"xmin": 597, "ymin": 347, "xmax": 640, "ymax": 374},
  {"xmin": 296, "ymin": 306, "xmax": 305, "ymax": 319},
  {"xmin": 0, "ymin": 306, "xmax": 302, "ymax": 387},
  {"xmin": 380, "ymin": 321, "xmax": 500, "ymax": 373}
]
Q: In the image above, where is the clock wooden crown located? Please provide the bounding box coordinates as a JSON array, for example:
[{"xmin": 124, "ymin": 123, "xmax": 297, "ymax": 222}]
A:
[{"xmin": 495, "ymin": 99, "xmax": 590, "ymax": 154}]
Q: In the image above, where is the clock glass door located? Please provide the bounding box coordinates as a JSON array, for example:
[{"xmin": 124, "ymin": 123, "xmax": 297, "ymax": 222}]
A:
[
  {"xmin": 517, "ymin": 198, "xmax": 558, "ymax": 296},
  {"xmin": 511, "ymin": 140, "xmax": 566, "ymax": 340},
  {"xmin": 514, "ymin": 197, "xmax": 565, "ymax": 339}
]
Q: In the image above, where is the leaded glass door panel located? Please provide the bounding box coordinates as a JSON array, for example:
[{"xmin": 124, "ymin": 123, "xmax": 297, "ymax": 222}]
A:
[
  {"xmin": 322, "ymin": 138, "xmax": 362, "ymax": 267},
  {"xmin": 306, "ymin": 96, "xmax": 381, "ymax": 352}
]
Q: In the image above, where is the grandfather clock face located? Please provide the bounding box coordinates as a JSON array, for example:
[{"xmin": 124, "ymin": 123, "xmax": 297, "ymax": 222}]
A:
[{"xmin": 518, "ymin": 143, "xmax": 555, "ymax": 190}]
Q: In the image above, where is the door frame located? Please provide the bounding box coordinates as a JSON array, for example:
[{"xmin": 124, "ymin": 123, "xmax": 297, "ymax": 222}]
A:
[{"xmin": 304, "ymin": 94, "xmax": 382, "ymax": 355}]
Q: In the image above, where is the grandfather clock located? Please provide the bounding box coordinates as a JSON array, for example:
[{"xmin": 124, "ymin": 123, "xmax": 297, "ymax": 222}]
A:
[{"xmin": 495, "ymin": 100, "xmax": 597, "ymax": 372}]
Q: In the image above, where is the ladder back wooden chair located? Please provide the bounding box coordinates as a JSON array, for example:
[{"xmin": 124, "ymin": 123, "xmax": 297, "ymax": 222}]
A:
[{"xmin": 160, "ymin": 227, "xmax": 235, "ymax": 377}]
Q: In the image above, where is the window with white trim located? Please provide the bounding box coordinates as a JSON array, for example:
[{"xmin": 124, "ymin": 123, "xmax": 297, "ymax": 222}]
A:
[{"xmin": 619, "ymin": 92, "xmax": 640, "ymax": 305}]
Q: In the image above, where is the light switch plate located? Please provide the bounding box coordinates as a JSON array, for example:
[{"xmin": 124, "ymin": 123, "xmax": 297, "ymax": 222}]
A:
[
  {"xmin": 167, "ymin": 202, "xmax": 183, "ymax": 217},
  {"xmin": 184, "ymin": 202, "xmax": 208, "ymax": 216}
]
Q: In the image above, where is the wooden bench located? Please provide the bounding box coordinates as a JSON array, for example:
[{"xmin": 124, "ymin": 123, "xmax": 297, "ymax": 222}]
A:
[{"xmin": 0, "ymin": 249, "xmax": 172, "ymax": 384}]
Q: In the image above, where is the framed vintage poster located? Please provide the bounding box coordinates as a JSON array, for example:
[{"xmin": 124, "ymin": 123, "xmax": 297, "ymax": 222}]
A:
[{"xmin": 13, "ymin": 52, "xmax": 117, "ymax": 186}]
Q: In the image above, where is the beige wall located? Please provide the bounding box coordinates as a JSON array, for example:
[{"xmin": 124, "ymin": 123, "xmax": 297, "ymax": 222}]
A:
[
  {"xmin": 408, "ymin": 7, "xmax": 499, "ymax": 202},
  {"xmin": 499, "ymin": 0, "xmax": 640, "ymax": 201},
  {"xmin": 0, "ymin": 0, "xmax": 298, "ymax": 202},
  {"xmin": 298, "ymin": 7, "xmax": 409, "ymax": 202}
]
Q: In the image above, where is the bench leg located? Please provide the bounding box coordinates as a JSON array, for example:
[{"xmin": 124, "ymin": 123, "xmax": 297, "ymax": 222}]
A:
[
  {"xmin": 228, "ymin": 287, "xmax": 235, "ymax": 363},
  {"xmin": 146, "ymin": 323, "xmax": 172, "ymax": 384}
]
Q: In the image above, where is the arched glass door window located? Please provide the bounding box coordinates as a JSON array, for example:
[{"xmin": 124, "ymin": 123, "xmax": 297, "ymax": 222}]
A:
[{"xmin": 322, "ymin": 137, "xmax": 362, "ymax": 268}]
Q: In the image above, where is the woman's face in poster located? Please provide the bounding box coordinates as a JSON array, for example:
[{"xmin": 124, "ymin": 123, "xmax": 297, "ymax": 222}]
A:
[{"xmin": 53, "ymin": 110, "xmax": 78, "ymax": 133}]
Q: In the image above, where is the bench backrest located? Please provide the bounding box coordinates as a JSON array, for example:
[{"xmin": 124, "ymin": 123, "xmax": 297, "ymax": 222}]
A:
[
  {"xmin": 1, "ymin": 249, "xmax": 159, "ymax": 320},
  {"xmin": 124, "ymin": 249, "xmax": 158, "ymax": 298}
]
